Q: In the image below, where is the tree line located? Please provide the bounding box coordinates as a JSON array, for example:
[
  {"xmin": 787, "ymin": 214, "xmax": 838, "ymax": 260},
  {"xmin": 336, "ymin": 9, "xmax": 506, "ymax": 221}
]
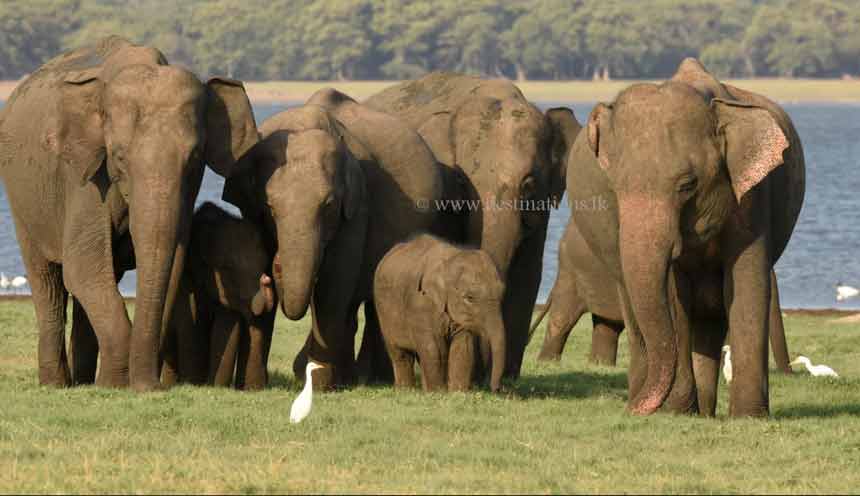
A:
[{"xmin": 2, "ymin": 0, "xmax": 859, "ymax": 81}]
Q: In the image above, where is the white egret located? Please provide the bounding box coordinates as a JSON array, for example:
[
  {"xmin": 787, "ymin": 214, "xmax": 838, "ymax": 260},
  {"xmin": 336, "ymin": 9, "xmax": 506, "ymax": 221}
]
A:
[
  {"xmin": 790, "ymin": 356, "xmax": 838, "ymax": 377},
  {"xmin": 722, "ymin": 345, "xmax": 732, "ymax": 384},
  {"xmin": 290, "ymin": 362, "xmax": 325, "ymax": 424},
  {"xmin": 0, "ymin": 273, "xmax": 9, "ymax": 291},
  {"xmin": 836, "ymin": 282, "xmax": 859, "ymax": 302},
  {"xmin": 11, "ymin": 276, "xmax": 27, "ymax": 293}
]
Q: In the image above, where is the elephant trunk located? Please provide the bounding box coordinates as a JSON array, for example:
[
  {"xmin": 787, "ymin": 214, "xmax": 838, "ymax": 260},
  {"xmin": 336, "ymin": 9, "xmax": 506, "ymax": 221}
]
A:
[
  {"xmin": 250, "ymin": 274, "xmax": 275, "ymax": 317},
  {"xmin": 486, "ymin": 311, "xmax": 507, "ymax": 392},
  {"xmin": 129, "ymin": 176, "xmax": 184, "ymax": 390},
  {"xmin": 618, "ymin": 196, "xmax": 679, "ymax": 415},
  {"xmin": 475, "ymin": 195, "xmax": 522, "ymax": 276},
  {"xmin": 274, "ymin": 228, "xmax": 322, "ymax": 320}
]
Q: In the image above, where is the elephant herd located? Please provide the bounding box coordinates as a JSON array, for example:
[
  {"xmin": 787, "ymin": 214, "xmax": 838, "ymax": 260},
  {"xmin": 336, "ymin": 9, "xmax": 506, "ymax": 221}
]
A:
[{"xmin": 0, "ymin": 37, "xmax": 805, "ymax": 418}]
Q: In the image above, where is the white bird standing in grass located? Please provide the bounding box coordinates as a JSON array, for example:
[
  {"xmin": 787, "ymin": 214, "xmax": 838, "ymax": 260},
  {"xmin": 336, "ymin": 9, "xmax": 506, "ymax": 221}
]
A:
[
  {"xmin": 836, "ymin": 282, "xmax": 859, "ymax": 302},
  {"xmin": 0, "ymin": 273, "xmax": 9, "ymax": 292},
  {"xmin": 722, "ymin": 345, "xmax": 733, "ymax": 384},
  {"xmin": 790, "ymin": 356, "xmax": 839, "ymax": 377},
  {"xmin": 290, "ymin": 362, "xmax": 325, "ymax": 424},
  {"xmin": 11, "ymin": 276, "xmax": 27, "ymax": 293}
]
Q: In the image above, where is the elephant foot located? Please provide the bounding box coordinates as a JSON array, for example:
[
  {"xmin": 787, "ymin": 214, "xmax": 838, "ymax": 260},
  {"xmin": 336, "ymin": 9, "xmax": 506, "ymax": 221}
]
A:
[
  {"xmin": 128, "ymin": 377, "xmax": 164, "ymax": 392},
  {"xmin": 536, "ymin": 350, "xmax": 562, "ymax": 362}
]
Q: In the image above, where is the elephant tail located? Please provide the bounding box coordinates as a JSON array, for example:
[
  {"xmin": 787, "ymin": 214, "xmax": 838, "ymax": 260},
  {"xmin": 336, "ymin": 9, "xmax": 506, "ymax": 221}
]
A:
[{"xmin": 527, "ymin": 292, "xmax": 552, "ymax": 345}]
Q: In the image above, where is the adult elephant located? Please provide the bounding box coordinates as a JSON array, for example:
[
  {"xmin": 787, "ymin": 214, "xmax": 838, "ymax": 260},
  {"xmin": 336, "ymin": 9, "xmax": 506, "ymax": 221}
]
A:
[
  {"xmin": 568, "ymin": 58, "xmax": 804, "ymax": 417},
  {"xmin": 365, "ymin": 72, "xmax": 580, "ymax": 378},
  {"xmin": 0, "ymin": 36, "xmax": 256, "ymax": 390},
  {"xmin": 222, "ymin": 103, "xmax": 369, "ymax": 389},
  {"xmin": 531, "ymin": 220, "xmax": 793, "ymax": 373},
  {"xmin": 223, "ymin": 93, "xmax": 453, "ymax": 389}
]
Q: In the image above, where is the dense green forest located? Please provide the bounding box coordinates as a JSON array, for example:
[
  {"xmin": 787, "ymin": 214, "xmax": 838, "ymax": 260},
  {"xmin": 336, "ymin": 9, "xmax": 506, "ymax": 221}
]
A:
[{"xmin": 1, "ymin": 0, "xmax": 859, "ymax": 81}]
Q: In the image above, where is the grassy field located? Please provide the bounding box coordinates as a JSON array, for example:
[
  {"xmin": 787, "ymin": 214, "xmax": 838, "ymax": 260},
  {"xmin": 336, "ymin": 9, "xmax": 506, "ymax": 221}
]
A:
[
  {"xmin": 3, "ymin": 78, "xmax": 860, "ymax": 104},
  {"xmin": 1, "ymin": 300, "xmax": 859, "ymax": 493}
]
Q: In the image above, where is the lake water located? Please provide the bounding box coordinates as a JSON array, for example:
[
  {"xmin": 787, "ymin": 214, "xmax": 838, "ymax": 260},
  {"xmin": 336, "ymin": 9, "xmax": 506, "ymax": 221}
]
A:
[{"xmin": 1, "ymin": 101, "xmax": 859, "ymax": 309}]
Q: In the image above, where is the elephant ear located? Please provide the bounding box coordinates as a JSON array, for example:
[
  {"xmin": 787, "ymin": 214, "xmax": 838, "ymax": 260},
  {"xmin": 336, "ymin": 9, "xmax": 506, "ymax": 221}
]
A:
[
  {"xmin": 586, "ymin": 102, "xmax": 613, "ymax": 171},
  {"xmin": 221, "ymin": 143, "xmax": 263, "ymax": 219},
  {"xmin": 417, "ymin": 111, "xmax": 455, "ymax": 166},
  {"xmin": 60, "ymin": 72, "xmax": 107, "ymax": 186},
  {"xmin": 545, "ymin": 107, "xmax": 581, "ymax": 204},
  {"xmin": 713, "ymin": 99, "xmax": 789, "ymax": 202},
  {"xmin": 417, "ymin": 257, "xmax": 450, "ymax": 315},
  {"xmin": 341, "ymin": 145, "xmax": 366, "ymax": 221},
  {"xmin": 205, "ymin": 77, "xmax": 259, "ymax": 178}
]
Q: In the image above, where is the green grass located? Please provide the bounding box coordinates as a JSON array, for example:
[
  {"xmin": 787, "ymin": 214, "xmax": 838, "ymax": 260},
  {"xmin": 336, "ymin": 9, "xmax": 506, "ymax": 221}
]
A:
[{"xmin": 1, "ymin": 300, "xmax": 859, "ymax": 493}]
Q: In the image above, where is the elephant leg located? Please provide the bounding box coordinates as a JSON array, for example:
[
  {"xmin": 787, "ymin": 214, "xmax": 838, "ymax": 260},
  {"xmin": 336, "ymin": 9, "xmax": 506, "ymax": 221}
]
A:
[
  {"xmin": 589, "ymin": 316, "xmax": 623, "ymax": 366},
  {"xmin": 663, "ymin": 269, "xmax": 697, "ymax": 415},
  {"xmin": 237, "ymin": 310, "xmax": 275, "ymax": 391},
  {"xmin": 160, "ymin": 312, "xmax": 179, "ymax": 387},
  {"xmin": 388, "ymin": 346, "xmax": 417, "ymax": 389},
  {"xmin": 502, "ymin": 224, "xmax": 548, "ymax": 378},
  {"xmin": 70, "ymin": 297, "xmax": 99, "ymax": 385},
  {"xmin": 208, "ymin": 309, "xmax": 241, "ymax": 387},
  {"xmin": 20, "ymin": 233, "xmax": 71, "ymax": 387},
  {"xmin": 692, "ymin": 319, "xmax": 728, "ymax": 417},
  {"xmin": 294, "ymin": 209, "xmax": 367, "ymax": 390},
  {"xmin": 418, "ymin": 339, "xmax": 448, "ymax": 392},
  {"xmin": 175, "ymin": 295, "xmax": 209, "ymax": 386},
  {"xmin": 538, "ymin": 291, "xmax": 586, "ymax": 362},
  {"xmin": 448, "ymin": 333, "xmax": 476, "ymax": 392},
  {"xmin": 356, "ymin": 302, "xmax": 393, "ymax": 383},
  {"xmin": 64, "ymin": 264, "xmax": 130, "ymax": 388},
  {"xmin": 768, "ymin": 270, "xmax": 792, "ymax": 374}
]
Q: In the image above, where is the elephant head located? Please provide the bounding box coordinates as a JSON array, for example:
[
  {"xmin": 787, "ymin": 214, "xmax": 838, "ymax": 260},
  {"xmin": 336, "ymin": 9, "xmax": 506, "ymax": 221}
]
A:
[
  {"xmin": 56, "ymin": 36, "xmax": 256, "ymax": 387},
  {"xmin": 422, "ymin": 248, "xmax": 506, "ymax": 392},
  {"xmin": 446, "ymin": 97, "xmax": 579, "ymax": 274},
  {"xmin": 583, "ymin": 59, "xmax": 791, "ymax": 414},
  {"xmin": 222, "ymin": 105, "xmax": 366, "ymax": 320},
  {"xmin": 189, "ymin": 203, "xmax": 275, "ymax": 321}
]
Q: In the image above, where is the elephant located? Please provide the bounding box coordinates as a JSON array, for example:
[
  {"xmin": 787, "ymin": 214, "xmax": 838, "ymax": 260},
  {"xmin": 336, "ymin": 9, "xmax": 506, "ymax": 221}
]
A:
[
  {"xmin": 365, "ymin": 72, "xmax": 581, "ymax": 379},
  {"xmin": 222, "ymin": 103, "xmax": 370, "ymax": 389},
  {"xmin": 224, "ymin": 90, "xmax": 459, "ymax": 390},
  {"xmin": 161, "ymin": 202, "xmax": 276, "ymax": 390},
  {"xmin": 0, "ymin": 36, "xmax": 257, "ymax": 390},
  {"xmin": 567, "ymin": 58, "xmax": 805, "ymax": 417},
  {"xmin": 530, "ymin": 220, "xmax": 794, "ymax": 373},
  {"xmin": 374, "ymin": 234, "xmax": 506, "ymax": 392}
]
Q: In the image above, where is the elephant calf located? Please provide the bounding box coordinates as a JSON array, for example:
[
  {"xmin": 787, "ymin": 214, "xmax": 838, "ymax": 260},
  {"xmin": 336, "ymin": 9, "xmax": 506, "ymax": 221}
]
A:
[
  {"xmin": 162, "ymin": 202, "xmax": 276, "ymax": 390},
  {"xmin": 373, "ymin": 234, "xmax": 506, "ymax": 392}
]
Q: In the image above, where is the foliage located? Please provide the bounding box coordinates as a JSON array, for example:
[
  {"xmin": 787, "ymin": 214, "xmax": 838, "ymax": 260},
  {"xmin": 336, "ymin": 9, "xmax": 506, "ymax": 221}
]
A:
[
  {"xmin": 1, "ymin": 0, "xmax": 859, "ymax": 81},
  {"xmin": 0, "ymin": 300, "xmax": 859, "ymax": 492}
]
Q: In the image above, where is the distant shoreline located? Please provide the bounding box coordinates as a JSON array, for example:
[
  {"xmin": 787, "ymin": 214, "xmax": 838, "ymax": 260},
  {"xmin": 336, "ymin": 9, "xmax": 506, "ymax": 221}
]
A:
[{"xmin": 2, "ymin": 78, "xmax": 860, "ymax": 104}]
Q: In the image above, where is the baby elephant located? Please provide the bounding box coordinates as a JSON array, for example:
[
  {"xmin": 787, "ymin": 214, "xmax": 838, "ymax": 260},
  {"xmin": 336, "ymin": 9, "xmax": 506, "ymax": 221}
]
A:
[
  {"xmin": 162, "ymin": 202, "xmax": 276, "ymax": 390},
  {"xmin": 374, "ymin": 234, "xmax": 506, "ymax": 392}
]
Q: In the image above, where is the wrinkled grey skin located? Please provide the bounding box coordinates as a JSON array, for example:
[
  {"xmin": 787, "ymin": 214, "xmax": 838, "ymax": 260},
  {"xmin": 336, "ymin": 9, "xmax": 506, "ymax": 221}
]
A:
[
  {"xmin": 374, "ymin": 235, "xmax": 506, "ymax": 392},
  {"xmin": 530, "ymin": 220, "xmax": 792, "ymax": 373},
  {"xmin": 222, "ymin": 103, "xmax": 370, "ymax": 389},
  {"xmin": 161, "ymin": 203, "xmax": 276, "ymax": 390},
  {"xmin": 568, "ymin": 58, "xmax": 804, "ymax": 417},
  {"xmin": 0, "ymin": 36, "xmax": 257, "ymax": 390},
  {"xmin": 365, "ymin": 73, "xmax": 581, "ymax": 380}
]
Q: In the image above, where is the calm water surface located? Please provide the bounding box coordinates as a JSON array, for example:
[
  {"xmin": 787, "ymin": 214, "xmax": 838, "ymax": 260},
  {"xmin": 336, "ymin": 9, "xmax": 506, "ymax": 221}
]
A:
[{"xmin": 1, "ymin": 100, "xmax": 858, "ymax": 308}]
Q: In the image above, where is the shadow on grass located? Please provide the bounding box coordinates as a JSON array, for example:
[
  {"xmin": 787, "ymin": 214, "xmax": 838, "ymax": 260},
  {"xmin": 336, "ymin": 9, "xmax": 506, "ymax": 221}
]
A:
[
  {"xmin": 507, "ymin": 370, "xmax": 629, "ymax": 400},
  {"xmin": 267, "ymin": 370, "xmax": 302, "ymax": 390},
  {"xmin": 775, "ymin": 402, "xmax": 860, "ymax": 418}
]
